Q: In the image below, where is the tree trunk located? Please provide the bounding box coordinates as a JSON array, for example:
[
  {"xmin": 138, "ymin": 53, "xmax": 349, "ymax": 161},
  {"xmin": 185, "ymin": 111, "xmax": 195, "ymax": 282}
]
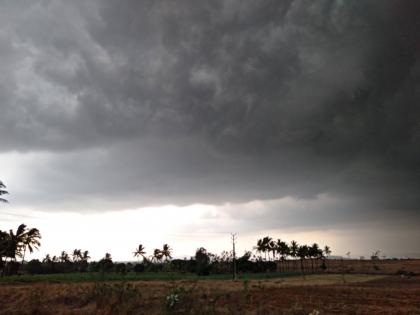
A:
[{"xmin": 21, "ymin": 246, "xmax": 27, "ymax": 265}]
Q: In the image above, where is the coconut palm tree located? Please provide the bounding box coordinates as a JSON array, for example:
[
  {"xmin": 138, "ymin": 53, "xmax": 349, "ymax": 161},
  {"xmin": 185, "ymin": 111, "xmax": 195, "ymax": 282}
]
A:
[
  {"xmin": 323, "ymin": 245, "xmax": 331, "ymax": 258},
  {"xmin": 297, "ymin": 245, "xmax": 309, "ymax": 274},
  {"xmin": 20, "ymin": 227, "xmax": 41, "ymax": 265},
  {"xmin": 0, "ymin": 181, "xmax": 8, "ymax": 203},
  {"xmin": 277, "ymin": 240, "xmax": 290, "ymax": 272},
  {"xmin": 72, "ymin": 249, "xmax": 82, "ymax": 262},
  {"xmin": 260, "ymin": 236, "xmax": 272, "ymax": 260},
  {"xmin": 256, "ymin": 239, "xmax": 265, "ymax": 259},
  {"xmin": 42, "ymin": 254, "xmax": 52, "ymax": 263},
  {"xmin": 268, "ymin": 239, "xmax": 276, "ymax": 260},
  {"xmin": 290, "ymin": 240, "xmax": 299, "ymax": 271},
  {"xmin": 133, "ymin": 244, "xmax": 147, "ymax": 262},
  {"xmin": 309, "ymin": 243, "xmax": 320, "ymax": 273},
  {"xmin": 153, "ymin": 248, "xmax": 163, "ymax": 262},
  {"xmin": 82, "ymin": 250, "xmax": 90, "ymax": 262},
  {"xmin": 161, "ymin": 244, "xmax": 172, "ymax": 261},
  {"xmin": 7, "ymin": 224, "xmax": 28, "ymax": 261},
  {"xmin": 60, "ymin": 251, "xmax": 70, "ymax": 263}
]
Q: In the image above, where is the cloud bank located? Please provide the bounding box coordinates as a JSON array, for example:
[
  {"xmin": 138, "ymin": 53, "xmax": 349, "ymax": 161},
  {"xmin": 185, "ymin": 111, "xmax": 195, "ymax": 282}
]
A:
[{"xmin": 1, "ymin": 1, "xmax": 419, "ymax": 236}]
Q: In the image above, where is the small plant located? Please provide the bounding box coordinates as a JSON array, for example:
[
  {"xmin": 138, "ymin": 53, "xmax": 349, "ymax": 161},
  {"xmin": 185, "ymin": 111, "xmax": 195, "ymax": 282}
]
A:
[{"xmin": 166, "ymin": 292, "xmax": 179, "ymax": 308}]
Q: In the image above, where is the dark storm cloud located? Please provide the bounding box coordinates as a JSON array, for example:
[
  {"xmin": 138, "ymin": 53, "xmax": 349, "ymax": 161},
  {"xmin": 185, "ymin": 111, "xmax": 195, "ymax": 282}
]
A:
[{"xmin": 1, "ymin": 0, "xmax": 420, "ymax": 224}]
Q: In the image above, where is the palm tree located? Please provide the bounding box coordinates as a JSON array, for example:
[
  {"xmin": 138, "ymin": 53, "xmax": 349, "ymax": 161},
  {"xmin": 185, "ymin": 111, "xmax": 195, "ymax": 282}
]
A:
[
  {"xmin": 42, "ymin": 254, "xmax": 52, "ymax": 263},
  {"xmin": 297, "ymin": 245, "xmax": 309, "ymax": 274},
  {"xmin": 153, "ymin": 248, "xmax": 163, "ymax": 262},
  {"xmin": 290, "ymin": 240, "xmax": 299, "ymax": 271},
  {"xmin": 277, "ymin": 240, "xmax": 290, "ymax": 272},
  {"xmin": 82, "ymin": 250, "xmax": 90, "ymax": 262},
  {"xmin": 60, "ymin": 251, "xmax": 70, "ymax": 263},
  {"xmin": 133, "ymin": 244, "xmax": 147, "ymax": 262},
  {"xmin": 323, "ymin": 245, "xmax": 331, "ymax": 258},
  {"xmin": 268, "ymin": 239, "xmax": 276, "ymax": 261},
  {"xmin": 20, "ymin": 227, "xmax": 41, "ymax": 265},
  {"xmin": 0, "ymin": 181, "xmax": 8, "ymax": 203},
  {"xmin": 309, "ymin": 243, "xmax": 320, "ymax": 273},
  {"xmin": 72, "ymin": 249, "xmax": 82, "ymax": 262},
  {"xmin": 161, "ymin": 244, "xmax": 172, "ymax": 261},
  {"xmin": 256, "ymin": 239, "xmax": 265, "ymax": 259},
  {"xmin": 261, "ymin": 236, "xmax": 272, "ymax": 260},
  {"xmin": 104, "ymin": 253, "xmax": 112, "ymax": 261},
  {"xmin": 8, "ymin": 224, "xmax": 28, "ymax": 261}
]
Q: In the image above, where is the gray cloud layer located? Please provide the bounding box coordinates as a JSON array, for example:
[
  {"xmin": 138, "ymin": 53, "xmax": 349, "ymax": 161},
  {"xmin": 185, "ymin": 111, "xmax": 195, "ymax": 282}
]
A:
[{"xmin": 1, "ymin": 1, "xmax": 420, "ymax": 228}]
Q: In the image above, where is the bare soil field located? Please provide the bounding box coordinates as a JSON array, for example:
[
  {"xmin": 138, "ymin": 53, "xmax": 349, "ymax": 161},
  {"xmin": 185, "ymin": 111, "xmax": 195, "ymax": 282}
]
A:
[{"xmin": 1, "ymin": 274, "xmax": 419, "ymax": 314}]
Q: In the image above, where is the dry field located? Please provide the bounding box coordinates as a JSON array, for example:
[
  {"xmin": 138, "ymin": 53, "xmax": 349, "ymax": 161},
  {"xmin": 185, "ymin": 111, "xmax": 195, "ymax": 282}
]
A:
[{"xmin": 0, "ymin": 274, "xmax": 419, "ymax": 314}]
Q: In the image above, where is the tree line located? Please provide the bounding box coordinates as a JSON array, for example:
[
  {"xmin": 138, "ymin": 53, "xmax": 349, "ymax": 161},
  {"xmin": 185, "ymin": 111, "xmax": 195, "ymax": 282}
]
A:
[{"xmin": 0, "ymin": 180, "xmax": 332, "ymax": 276}]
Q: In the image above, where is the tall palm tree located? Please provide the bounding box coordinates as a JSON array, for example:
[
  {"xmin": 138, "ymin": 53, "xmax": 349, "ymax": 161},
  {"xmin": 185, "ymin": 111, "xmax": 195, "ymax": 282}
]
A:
[
  {"xmin": 261, "ymin": 236, "xmax": 272, "ymax": 261},
  {"xmin": 0, "ymin": 181, "xmax": 8, "ymax": 203},
  {"xmin": 42, "ymin": 254, "xmax": 52, "ymax": 263},
  {"xmin": 290, "ymin": 240, "xmax": 299, "ymax": 271},
  {"xmin": 309, "ymin": 243, "xmax": 320, "ymax": 273},
  {"xmin": 133, "ymin": 244, "xmax": 147, "ymax": 261},
  {"xmin": 323, "ymin": 245, "xmax": 331, "ymax": 258},
  {"xmin": 20, "ymin": 227, "xmax": 41, "ymax": 265},
  {"xmin": 256, "ymin": 239, "xmax": 265, "ymax": 259},
  {"xmin": 297, "ymin": 245, "xmax": 309, "ymax": 274},
  {"xmin": 8, "ymin": 224, "xmax": 28, "ymax": 261},
  {"xmin": 60, "ymin": 251, "xmax": 70, "ymax": 263},
  {"xmin": 161, "ymin": 244, "xmax": 172, "ymax": 261},
  {"xmin": 277, "ymin": 240, "xmax": 290, "ymax": 272},
  {"xmin": 72, "ymin": 249, "xmax": 82, "ymax": 262},
  {"xmin": 268, "ymin": 239, "xmax": 276, "ymax": 261},
  {"xmin": 82, "ymin": 250, "xmax": 90, "ymax": 262}
]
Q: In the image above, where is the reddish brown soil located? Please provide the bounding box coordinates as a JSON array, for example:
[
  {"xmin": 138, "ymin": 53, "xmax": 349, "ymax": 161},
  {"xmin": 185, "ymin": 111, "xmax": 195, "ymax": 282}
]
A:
[{"xmin": 0, "ymin": 275, "xmax": 419, "ymax": 314}]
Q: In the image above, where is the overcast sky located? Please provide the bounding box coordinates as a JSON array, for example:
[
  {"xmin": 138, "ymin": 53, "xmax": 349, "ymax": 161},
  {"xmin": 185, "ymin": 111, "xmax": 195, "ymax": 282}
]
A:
[{"xmin": 1, "ymin": 0, "xmax": 420, "ymax": 260}]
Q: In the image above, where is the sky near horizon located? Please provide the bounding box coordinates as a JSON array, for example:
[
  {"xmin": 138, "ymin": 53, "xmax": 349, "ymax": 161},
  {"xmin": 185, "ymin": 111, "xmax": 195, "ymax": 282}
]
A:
[{"xmin": 1, "ymin": 0, "xmax": 420, "ymax": 261}]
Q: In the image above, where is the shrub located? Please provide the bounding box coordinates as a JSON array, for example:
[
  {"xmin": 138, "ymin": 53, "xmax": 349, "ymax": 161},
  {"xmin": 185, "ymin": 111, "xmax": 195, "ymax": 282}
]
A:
[
  {"xmin": 26, "ymin": 259, "xmax": 43, "ymax": 275},
  {"xmin": 133, "ymin": 263, "xmax": 145, "ymax": 273}
]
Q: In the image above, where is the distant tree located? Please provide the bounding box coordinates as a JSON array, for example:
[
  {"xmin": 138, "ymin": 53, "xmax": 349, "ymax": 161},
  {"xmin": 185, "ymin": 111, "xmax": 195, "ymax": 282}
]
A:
[
  {"xmin": 104, "ymin": 253, "xmax": 112, "ymax": 261},
  {"xmin": 42, "ymin": 254, "xmax": 52, "ymax": 264},
  {"xmin": 0, "ymin": 180, "xmax": 8, "ymax": 203},
  {"xmin": 20, "ymin": 227, "xmax": 41, "ymax": 265},
  {"xmin": 72, "ymin": 249, "xmax": 82, "ymax": 262},
  {"xmin": 256, "ymin": 239, "xmax": 265, "ymax": 259},
  {"xmin": 133, "ymin": 244, "xmax": 147, "ymax": 262},
  {"xmin": 268, "ymin": 239, "xmax": 276, "ymax": 260},
  {"xmin": 195, "ymin": 247, "xmax": 210, "ymax": 275},
  {"xmin": 98, "ymin": 253, "xmax": 113, "ymax": 272},
  {"xmin": 323, "ymin": 246, "xmax": 331, "ymax": 258},
  {"xmin": 153, "ymin": 249, "xmax": 163, "ymax": 262},
  {"xmin": 297, "ymin": 245, "xmax": 309, "ymax": 274},
  {"xmin": 371, "ymin": 250, "xmax": 381, "ymax": 260},
  {"xmin": 60, "ymin": 251, "xmax": 70, "ymax": 263},
  {"xmin": 290, "ymin": 240, "xmax": 299, "ymax": 271},
  {"xmin": 162, "ymin": 244, "xmax": 172, "ymax": 261},
  {"xmin": 259, "ymin": 236, "xmax": 272, "ymax": 260},
  {"xmin": 82, "ymin": 250, "xmax": 90, "ymax": 262},
  {"xmin": 309, "ymin": 243, "xmax": 320, "ymax": 273}
]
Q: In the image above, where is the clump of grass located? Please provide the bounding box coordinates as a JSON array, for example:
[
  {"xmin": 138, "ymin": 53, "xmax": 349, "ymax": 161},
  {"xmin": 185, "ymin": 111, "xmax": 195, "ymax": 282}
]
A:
[{"xmin": 83, "ymin": 282, "xmax": 142, "ymax": 313}]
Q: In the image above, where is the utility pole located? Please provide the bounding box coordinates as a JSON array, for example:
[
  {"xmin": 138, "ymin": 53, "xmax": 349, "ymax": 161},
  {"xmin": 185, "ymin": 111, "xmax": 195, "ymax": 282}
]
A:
[{"xmin": 231, "ymin": 233, "xmax": 237, "ymax": 280}]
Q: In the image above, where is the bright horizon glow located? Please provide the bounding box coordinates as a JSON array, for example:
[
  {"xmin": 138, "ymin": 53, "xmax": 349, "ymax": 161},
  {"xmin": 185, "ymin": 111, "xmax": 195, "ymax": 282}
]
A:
[{"xmin": 2, "ymin": 200, "xmax": 419, "ymax": 262}]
